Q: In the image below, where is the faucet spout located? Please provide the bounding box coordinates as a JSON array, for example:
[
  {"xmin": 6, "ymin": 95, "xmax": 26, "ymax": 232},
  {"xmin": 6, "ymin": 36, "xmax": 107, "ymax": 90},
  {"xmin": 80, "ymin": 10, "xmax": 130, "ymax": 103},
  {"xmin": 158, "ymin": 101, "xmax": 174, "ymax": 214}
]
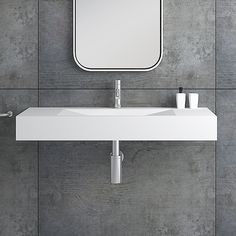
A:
[{"xmin": 115, "ymin": 80, "xmax": 121, "ymax": 108}]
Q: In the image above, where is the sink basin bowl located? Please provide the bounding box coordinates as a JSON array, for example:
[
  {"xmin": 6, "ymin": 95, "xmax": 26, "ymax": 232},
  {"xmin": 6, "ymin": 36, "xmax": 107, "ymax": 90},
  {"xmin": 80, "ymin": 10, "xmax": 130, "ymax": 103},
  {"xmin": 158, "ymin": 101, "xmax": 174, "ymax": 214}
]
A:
[
  {"xmin": 58, "ymin": 108, "xmax": 175, "ymax": 116},
  {"xmin": 16, "ymin": 107, "xmax": 217, "ymax": 141}
]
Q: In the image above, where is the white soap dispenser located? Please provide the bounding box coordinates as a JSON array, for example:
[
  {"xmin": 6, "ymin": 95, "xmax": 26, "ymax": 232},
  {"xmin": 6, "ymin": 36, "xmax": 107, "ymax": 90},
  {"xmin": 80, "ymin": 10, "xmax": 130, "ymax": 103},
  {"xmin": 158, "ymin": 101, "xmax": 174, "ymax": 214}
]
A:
[{"xmin": 176, "ymin": 87, "xmax": 186, "ymax": 109}]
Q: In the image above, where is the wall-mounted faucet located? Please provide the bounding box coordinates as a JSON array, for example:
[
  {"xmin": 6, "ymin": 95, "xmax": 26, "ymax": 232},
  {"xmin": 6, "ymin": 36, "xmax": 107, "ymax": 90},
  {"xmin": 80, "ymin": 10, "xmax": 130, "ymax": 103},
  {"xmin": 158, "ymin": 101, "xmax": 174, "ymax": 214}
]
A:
[{"xmin": 115, "ymin": 80, "xmax": 121, "ymax": 108}]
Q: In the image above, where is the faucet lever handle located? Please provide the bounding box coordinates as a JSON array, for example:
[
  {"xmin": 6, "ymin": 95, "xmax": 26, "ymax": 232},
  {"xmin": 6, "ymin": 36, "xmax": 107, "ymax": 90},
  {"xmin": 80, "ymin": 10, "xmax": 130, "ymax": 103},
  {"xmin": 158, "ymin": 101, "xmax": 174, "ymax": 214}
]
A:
[{"xmin": 115, "ymin": 88, "xmax": 120, "ymax": 97}]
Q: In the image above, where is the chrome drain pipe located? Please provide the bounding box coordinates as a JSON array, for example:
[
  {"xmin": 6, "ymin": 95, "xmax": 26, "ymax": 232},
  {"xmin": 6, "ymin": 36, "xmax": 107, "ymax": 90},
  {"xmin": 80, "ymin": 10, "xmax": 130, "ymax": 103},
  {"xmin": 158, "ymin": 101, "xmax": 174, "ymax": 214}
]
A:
[{"xmin": 111, "ymin": 140, "xmax": 124, "ymax": 184}]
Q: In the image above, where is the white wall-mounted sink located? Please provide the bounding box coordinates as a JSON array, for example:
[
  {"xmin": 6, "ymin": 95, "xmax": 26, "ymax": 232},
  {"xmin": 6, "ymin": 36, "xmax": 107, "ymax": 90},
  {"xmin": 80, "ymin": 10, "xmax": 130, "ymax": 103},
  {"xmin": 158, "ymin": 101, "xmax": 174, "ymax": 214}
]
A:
[{"xmin": 16, "ymin": 107, "xmax": 217, "ymax": 141}]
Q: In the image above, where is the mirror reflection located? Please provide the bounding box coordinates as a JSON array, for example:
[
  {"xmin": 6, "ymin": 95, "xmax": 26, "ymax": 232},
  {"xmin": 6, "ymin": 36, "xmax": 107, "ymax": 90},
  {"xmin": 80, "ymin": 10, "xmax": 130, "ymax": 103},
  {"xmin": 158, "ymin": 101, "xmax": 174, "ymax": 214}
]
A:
[{"xmin": 73, "ymin": 0, "xmax": 163, "ymax": 71}]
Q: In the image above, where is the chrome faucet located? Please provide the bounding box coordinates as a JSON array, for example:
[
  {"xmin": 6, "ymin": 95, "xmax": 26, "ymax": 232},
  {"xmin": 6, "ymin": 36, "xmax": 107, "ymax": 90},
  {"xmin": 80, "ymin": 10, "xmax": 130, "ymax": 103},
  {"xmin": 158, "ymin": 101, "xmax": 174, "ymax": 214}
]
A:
[{"xmin": 115, "ymin": 80, "xmax": 121, "ymax": 108}]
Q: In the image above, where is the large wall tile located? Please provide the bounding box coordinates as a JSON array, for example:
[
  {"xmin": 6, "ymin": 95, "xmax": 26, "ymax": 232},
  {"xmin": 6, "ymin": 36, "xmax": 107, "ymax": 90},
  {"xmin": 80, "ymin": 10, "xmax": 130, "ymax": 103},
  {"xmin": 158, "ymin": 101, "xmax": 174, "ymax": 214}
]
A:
[
  {"xmin": 0, "ymin": 0, "xmax": 38, "ymax": 88},
  {"xmin": 39, "ymin": 0, "xmax": 215, "ymax": 89},
  {"xmin": 39, "ymin": 141, "xmax": 214, "ymax": 236},
  {"xmin": 216, "ymin": 90, "xmax": 236, "ymax": 235},
  {"xmin": 0, "ymin": 90, "xmax": 38, "ymax": 236},
  {"xmin": 39, "ymin": 89, "xmax": 215, "ymax": 235},
  {"xmin": 216, "ymin": 0, "xmax": 236, "ymax": 88},
  {"xmin": 39, "ymin": 89, "xmax": 215, "ymax": 111}
]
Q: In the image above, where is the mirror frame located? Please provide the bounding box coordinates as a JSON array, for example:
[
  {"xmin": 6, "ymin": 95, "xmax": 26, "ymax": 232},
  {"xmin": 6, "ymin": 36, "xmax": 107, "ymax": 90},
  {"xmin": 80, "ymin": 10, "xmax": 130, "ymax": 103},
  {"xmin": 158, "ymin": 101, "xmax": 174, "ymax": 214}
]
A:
[{"xmin": 73, "ymin": 0, "xmax": 163, "ymax": 72}]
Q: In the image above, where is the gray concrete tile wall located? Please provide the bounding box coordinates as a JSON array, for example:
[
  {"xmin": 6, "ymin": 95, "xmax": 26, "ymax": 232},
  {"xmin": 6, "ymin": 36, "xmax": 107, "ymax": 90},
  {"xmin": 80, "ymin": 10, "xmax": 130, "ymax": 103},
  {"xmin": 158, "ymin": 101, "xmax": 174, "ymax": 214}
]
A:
[
  {"xmin": 39, "ymin": 89, "xmax": 215, "ymax": 236},
  {"xmin": 39, "ymin": 141, "xmax": 215, "ymax": 236},
  {"xmin": 0, "ymin": 0, "xmax": 38, "ymax": 88},
  {"xmin": 216, "ymin": 0, "xmax": 236, "ymax": 88},
  {"xmin": 4, "ymin": 0, "xmax": 236, "ymax": 235},
  {"xmin": 39, "ymin": 89, "xmax": 215, "ymax": 111},
  {"xmin": 0, "ymin": 90, "xmax": 38, "ymax": 236},
  {"xmin": 216, "ymin": 91, "xmax": 236, "ymax": 235},
  {"xmin": 39, "ymin": 0, "xmax": 215, "ymax": 89},
  {"xmin": 216, "ymin": 0, "xmax": 236, "ymax": 235}
]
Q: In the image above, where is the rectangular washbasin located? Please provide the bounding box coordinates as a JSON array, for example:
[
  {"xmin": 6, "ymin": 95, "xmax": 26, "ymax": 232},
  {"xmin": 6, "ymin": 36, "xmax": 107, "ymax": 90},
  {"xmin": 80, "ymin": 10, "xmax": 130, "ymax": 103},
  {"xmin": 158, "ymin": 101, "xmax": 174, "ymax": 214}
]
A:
[{"xmin": 16, "ymin": 107, "xmax": 217, "ymax": 141}]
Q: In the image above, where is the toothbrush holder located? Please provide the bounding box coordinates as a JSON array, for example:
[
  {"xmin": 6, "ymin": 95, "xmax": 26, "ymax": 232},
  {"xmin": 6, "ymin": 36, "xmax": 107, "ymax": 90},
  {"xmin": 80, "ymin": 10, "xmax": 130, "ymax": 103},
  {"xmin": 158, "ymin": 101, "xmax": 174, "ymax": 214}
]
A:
[{"xmin": 189, "ymin": 93, "xmax": 199, "ymax": 109}]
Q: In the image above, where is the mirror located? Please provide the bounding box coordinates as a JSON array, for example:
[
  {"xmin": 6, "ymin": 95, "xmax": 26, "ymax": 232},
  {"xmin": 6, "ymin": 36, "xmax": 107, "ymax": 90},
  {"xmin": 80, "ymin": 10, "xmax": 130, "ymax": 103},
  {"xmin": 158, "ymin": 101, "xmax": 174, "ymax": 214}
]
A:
[{"xmin": 73, "ymin": 0, "xmax": 163, "ymax": 71}]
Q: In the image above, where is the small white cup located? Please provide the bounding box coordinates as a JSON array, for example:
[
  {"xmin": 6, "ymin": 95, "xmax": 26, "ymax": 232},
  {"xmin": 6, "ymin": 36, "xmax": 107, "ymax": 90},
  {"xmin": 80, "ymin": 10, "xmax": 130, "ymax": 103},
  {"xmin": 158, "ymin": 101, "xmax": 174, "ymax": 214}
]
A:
[
  {"xmin": 176, "ymin": 93, "xmax": 186, "ymax": 109},
  {"xmin": 189, "ymin": 93, "xmax": 199, "ymax": 109}
]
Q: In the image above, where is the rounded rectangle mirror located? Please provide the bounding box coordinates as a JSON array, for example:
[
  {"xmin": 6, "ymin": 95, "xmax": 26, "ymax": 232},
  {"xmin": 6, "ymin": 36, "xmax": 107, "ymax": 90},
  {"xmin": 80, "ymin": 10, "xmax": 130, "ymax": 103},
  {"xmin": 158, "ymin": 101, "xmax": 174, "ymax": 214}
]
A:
[{"xmin": 73, "ymin": 0, "xmax": 163, "ymax": 71}]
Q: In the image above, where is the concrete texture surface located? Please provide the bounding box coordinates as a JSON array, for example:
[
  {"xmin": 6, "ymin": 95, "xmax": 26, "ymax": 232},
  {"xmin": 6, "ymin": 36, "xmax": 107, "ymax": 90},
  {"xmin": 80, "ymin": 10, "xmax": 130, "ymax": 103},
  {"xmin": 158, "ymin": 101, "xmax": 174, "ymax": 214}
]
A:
[
  {"xmin": 216, "ymin": 0, "xmax": 236, "ymax": 88},
  {"xmin": 0, "ymin": 90, "xmax": 38, "ymax": 236},
  {"xmin": 1, "ymin": 0, "xmax": 236, "ymax": 235},
  {"xmin": 0, "ymin": 0, "xmax": 38, "ymax": 88},
  {"xmin": 39, "ymin": 141, "xmax": 215, "ymax": 236},
  {"xmin": 216, "ymin": 0, "xmax": 236, "ymax": 234},
  {"xmin": 39, "ymin": 89, "xmax": 215, "ymax": 111},
  {"xmin": 38, "ymin": 89, "xmax": 215, "ymax": 236},
  {"xmin": 39, "ymin": 0, "xmax": 215, "ymax": 89},
  {"xmin": 216, "ymin": 91, "xmax": 236, "ymax": 236}
]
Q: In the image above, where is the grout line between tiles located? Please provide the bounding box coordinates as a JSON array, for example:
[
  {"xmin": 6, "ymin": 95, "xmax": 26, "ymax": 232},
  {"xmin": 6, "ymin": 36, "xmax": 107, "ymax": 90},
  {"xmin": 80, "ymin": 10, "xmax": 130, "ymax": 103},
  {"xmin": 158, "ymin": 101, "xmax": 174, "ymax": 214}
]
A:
[
  {"xmin": 215, "ymin": 0, "xmax": 217, "ymax": 234},
  {"xmin": 37, "ymin": 141, "xmax": 40, "ymax": 236},
  {"xmin": 1, "ymin": 87, "xmax": 236, "ymax": 91},
  {"xmin": 38, "ymin": 0, "xmax": 40, "ymax": 235}
]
